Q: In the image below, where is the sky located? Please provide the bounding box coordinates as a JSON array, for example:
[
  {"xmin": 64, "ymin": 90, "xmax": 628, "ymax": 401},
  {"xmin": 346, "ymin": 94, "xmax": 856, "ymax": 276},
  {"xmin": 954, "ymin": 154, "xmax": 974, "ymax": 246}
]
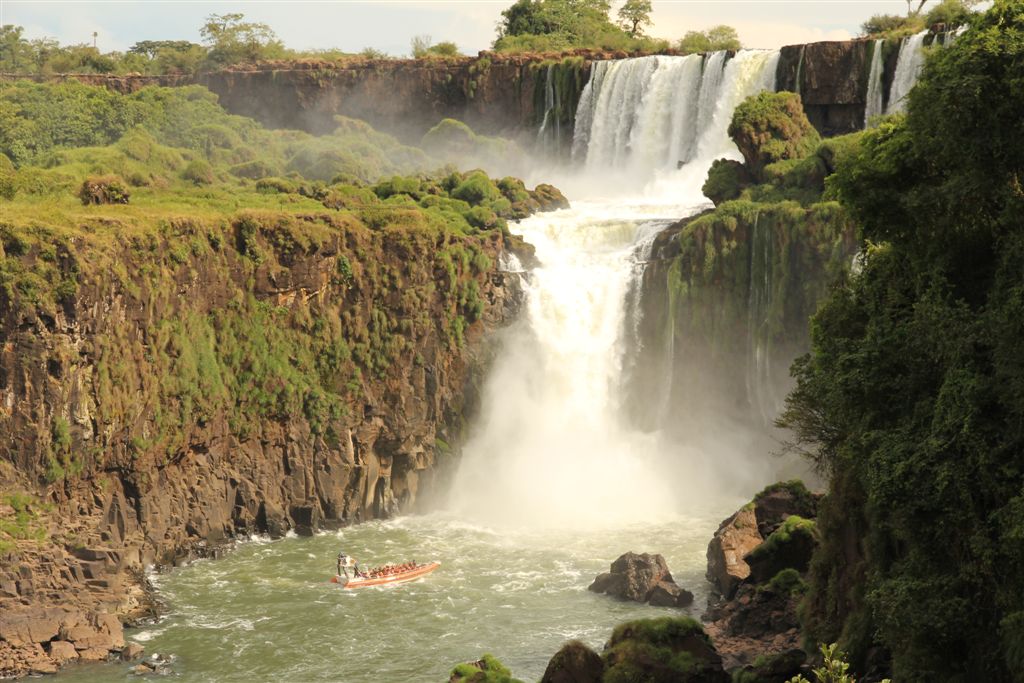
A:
[{"xmin": 2, "ymin": 0, "xmax": 946, "ymax": 56}]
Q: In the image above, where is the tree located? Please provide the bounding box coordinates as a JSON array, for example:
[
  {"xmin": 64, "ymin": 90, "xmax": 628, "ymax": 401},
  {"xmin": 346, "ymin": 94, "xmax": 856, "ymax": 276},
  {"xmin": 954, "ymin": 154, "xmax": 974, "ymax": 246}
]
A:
[
  {"xmin": 617, "ymin": 0, "xmax": 653, "ymax": 37},
  {"xmin": 0, "ymin": 25, "xmax": 34, "ymax": 72},
  {"xmin": 782, "ymin": 1, "xmax": 1024, "ymax": 677},
  {"xmin": 410, "ymin": 35, "xmax": 432, "ymax": 58},
  {"xmin": 677, "ymin": 25, "xmax": 740, "ymax": 54},
  {"xmin": 200, "ymin": 13, "xmax": 284, "ymax": 66}
]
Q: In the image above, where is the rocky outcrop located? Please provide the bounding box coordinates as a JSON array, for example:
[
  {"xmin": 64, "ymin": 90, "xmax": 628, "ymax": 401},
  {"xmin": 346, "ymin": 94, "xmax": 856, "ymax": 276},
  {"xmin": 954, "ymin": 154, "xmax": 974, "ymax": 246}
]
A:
[
  {"xmin": 540, "ymin": 640, "xmax": 604, "ymax": 683},
  {"xmin": 0, "ymin": 206, "xmax": 529, "ymax": 676},
  {"xmin": 706, "ymin": 506, "xmax": 763, "ymax": 600},
  {"xmin": 702, "ymin": 482, "xmax": 821, "ymax": 671},
  {"xmin": 604, "ymin": 617, "xmax": 729, "ymax": 683},
  {"xmin": 588, "ymin": 552, "xmax": 694, "ymax": 608}
]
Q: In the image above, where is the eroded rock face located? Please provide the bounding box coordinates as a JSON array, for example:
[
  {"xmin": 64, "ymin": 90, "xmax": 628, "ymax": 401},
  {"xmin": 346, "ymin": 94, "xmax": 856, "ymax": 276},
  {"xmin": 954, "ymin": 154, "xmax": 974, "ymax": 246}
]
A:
[
  {"xmin": 702, "ymin": 481, "xmax": 821, "ymax": 673},
  {"xmin": 706, "ymin": 506, "xmax": 763, "ymax": 600},
  {"xmin": 588, "ymin": 552, "xmax": 693, "ymax": 607},
  {"xmin": 0, "ymin": 216, "xmax": 527, "ymax": 677}
]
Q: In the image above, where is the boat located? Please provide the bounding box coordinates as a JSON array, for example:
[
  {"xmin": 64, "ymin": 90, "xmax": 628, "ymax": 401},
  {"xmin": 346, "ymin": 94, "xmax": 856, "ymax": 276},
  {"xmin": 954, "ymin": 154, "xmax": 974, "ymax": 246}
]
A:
[{"xmin": 330, "ymin": 561, "xmax": 440, "ymax": 589}]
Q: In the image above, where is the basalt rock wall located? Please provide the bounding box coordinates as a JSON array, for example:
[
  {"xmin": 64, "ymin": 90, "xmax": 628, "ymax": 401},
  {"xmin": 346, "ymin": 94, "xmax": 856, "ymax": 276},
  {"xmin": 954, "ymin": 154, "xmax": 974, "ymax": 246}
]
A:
[
  {"xmin": 4, "ymin": 39, "xmax": 906, "ymax": 144},
  {"xmin": 0, "ymin": 212, "xmax": 525, "ymax": 676}
]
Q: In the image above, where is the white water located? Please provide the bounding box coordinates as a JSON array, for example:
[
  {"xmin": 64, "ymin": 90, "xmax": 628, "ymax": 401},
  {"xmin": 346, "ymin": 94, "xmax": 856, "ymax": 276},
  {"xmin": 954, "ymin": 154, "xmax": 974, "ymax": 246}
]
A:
[
  {"xmin": 864, "ymin": 39, "xmax": 886, "ymax": 126},
  {"xmin": 569, "ymin": 50, "xmax": 779, "ymax": 196},
  {"xmin": 887, "ymin": 31, "xmax": 929, "ymax": 115},
  {"xmin": 452, "ymin": 50, "xmax": 788, "ymax": 530}
]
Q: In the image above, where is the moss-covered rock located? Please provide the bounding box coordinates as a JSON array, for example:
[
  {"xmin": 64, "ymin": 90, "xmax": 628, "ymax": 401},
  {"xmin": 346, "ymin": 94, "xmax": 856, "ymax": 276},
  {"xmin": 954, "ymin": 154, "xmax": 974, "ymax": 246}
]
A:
[
  {"xmin": 703, "ymin": 159, "xmax": 753, "ymax": 207},
  {"xmin": 728, "ymin": 92, "xmax": 821, "ymax": 182},
  {"xmin": 449, "ymin": 653, "xmax": 523, "ymax": 683},
  {"xmin": 604, "ymin": 617, "xmax": 729, "ymax": 683},
  {"xmin": 753, "ymin": 480, "xmax": 818, "ymax": 538},
  {"xmin": 745, "ymin": 516, "xmax": 817, "ymax": 585},
  {"xmin": 730, "ymin": 649, "xmax": 806, "ymax": 683}
]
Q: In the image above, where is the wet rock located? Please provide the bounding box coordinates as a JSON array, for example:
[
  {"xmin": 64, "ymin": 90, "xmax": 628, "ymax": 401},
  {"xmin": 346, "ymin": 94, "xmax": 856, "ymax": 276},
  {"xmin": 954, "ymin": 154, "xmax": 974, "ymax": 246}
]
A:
[
  {"xmin": 752, "ymin": 480, "xmax": 819, "ymax": 538},
  {"xmin": 706, "ymin": 506, "xmax": 762, "ymax": 600},
  {"xmin": 648, "ymin": 580, "xmax": 695, "ymax": 608},
  {"xmin": 540, "ymin": 640, "xmax": 604, "ymax": 683},
  {"xmin": 121, "ymin": 642, "xmax": 145, "ymax": 661},
  {"xmin": 47, "ymin": 640, "xmax": 78, "ymax": 663},
  {"xmin": 730, "ymin": 648, "xmax": 806, "ymax": 682},
  {"xmin": 744, "ymin": 516, "xmax": 817, "ymax": 585},
  {"xmin": 531, "ymin": 184, "xmax": 570, "ymax": 212},
  {"xmin": 604, "ymin": 617, "xmax": 729, "ymax": 683},
  {"xmin": 588, "ymin": 552, "xmax": 691, "ymax": 606}
]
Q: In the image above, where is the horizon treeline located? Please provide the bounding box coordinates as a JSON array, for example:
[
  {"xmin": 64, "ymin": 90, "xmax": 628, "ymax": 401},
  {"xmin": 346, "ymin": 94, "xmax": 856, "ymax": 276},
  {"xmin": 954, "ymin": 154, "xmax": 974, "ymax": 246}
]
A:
[{"xmin": 0, "ymin": 2, "xmax": 745, "ymax": 77}]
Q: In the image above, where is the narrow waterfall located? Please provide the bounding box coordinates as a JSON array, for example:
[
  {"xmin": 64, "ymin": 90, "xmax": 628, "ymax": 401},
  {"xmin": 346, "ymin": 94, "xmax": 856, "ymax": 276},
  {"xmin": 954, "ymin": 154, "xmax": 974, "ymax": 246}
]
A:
[
  {"xmin": 864, "ymin": 39, "xmax": 886, "ymax": 126},
  {"xmin": 537, "ymin": 64, "xmax": 562, "ymax": 150},
  {"xmin": 571, "ymin": 50, "xmax": 780, "ymax": 180},
  {"xmin": 744, "ymin": 214, "xmax": 784, "ymax": 426},
  {"xmin": 887, "ymin": 30, "xmax": 929, "ymax": 115}
]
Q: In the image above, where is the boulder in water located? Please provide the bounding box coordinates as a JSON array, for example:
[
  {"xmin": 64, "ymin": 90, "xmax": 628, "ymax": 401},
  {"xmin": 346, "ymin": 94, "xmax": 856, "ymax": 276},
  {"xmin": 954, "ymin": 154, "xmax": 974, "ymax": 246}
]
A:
[{"xmin": 588, "ymin": 552, "xmax": 692, "ymax": 607}]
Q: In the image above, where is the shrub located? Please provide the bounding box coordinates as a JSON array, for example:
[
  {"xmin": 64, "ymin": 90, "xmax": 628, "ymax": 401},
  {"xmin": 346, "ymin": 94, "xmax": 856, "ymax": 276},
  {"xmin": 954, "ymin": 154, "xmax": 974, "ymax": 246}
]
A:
[
  {"xmin": 703, "ymin": 158, "xmax": 751, "ymax": 206},
  {"xmin": 255, "ymin": 177, "xmax": 296, "ymax": 194},
  {"xmin": 229, "ymin": 159, "xmax": 280, "ymax": 179},
  {"xmin": 728, "ymin": 91, "xmax": 821, "ymax": 182},
  {"xmin": 182, "ymin": 158, "xmax": 215, "ymax": 185},
  {"xmin": 78, "ymin": 175, "xmax": 130, "ymax": 205},
  {"xmin": 451, "ymin": 171, "xmax": 500, "ymax": 205}
]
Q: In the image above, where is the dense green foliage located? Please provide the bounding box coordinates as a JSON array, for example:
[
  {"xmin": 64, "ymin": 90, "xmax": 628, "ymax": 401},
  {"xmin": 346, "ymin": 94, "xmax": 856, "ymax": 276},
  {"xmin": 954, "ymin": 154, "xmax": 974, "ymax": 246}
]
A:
[
  {"xmin": 492, "ymin": 0, "xmax": 668, "ymax": 52},
  {"xmin": 780, "ymin": 2, "xmax": 1024, "ymax": 679},
  {"xmin": 860, "ymin": 0, "xmax": 978, "ymax": 37},
  {"xmin": 604, "ymin": 617, "xmax": 726, "ymax": 682},
  {"xmin": 677, "ymin": 26, "xmax": 742, "ymax": 54},
  {"xmin": 728, "ymin": 92, "xmax": 821, "ymax": 181}
]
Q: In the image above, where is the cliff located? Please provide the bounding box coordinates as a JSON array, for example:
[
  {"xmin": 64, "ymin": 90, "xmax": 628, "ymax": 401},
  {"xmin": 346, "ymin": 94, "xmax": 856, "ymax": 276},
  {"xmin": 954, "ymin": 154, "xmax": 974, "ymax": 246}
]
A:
[
  {"xmin": 2, "ymin": 38, "xmax": 913, "ymax": 145},
  {"xmin": 0, "ymin": 197, "xmax": 530, "ymax": 675}
]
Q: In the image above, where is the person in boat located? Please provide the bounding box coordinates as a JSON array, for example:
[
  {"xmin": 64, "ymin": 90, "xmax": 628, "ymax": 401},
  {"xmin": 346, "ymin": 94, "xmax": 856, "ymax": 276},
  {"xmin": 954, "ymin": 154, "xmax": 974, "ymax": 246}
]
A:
[{"xmin": 336, "ymin": 551, "xmax": 364, "ymax": 579}]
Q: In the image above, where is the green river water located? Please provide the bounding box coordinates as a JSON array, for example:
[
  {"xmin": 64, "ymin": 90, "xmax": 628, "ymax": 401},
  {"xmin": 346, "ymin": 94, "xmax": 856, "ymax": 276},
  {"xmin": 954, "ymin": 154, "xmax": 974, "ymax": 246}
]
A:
[{"xmin": 57, "ymin": 510, "xmax": 738, "ymax": 682}]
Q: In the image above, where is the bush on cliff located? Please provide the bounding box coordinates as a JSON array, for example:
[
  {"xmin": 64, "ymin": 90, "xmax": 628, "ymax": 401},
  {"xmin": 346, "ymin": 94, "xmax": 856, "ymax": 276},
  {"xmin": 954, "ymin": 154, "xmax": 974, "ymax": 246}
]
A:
[
  {"xmin": 780, "ymin": 2, "xmax": 1024, "ymax": 678},
  {"xmin": 728, "ymin": 92, "xmax": 820, "ymax": 183}
]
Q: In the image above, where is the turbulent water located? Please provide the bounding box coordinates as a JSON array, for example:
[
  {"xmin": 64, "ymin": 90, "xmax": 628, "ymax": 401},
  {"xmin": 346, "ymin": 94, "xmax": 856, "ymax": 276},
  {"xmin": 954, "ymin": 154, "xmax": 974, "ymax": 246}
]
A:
[
  {"xmin": 887, "ymin": 30, "xmax": 929, "ymax": 115},
  {"xmin": 60, "ymin": 51, "xmax": 796, "ymax": 682}
]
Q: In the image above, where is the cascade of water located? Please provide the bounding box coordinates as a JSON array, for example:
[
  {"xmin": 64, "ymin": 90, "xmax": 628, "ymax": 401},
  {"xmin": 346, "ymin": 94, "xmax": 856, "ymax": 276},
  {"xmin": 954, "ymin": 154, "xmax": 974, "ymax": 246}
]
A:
[
  {"xmin": 571, "ymin": 50, "xmax": 779, "ymax": 182},
  {"xmin": 537, "ymin": 64, "xmax": 562, "ymax": 149},
  {"xmin": 794, "ymin": 45, "xmax": 806, "ymax": 96},
  {"xmin": 449, "ymin": 205, "xmax": 681, "ymax": 528},
  {"xmin": 887, "ymin": 30, "xmax": 929, "ymax": 115},
  {"xmin": 864, "ymin": 39, "xmax": 886, "ymax": 126},
  {"xmin": 744, "ymin": 214, "xmax": 783, "ymax": 426}
]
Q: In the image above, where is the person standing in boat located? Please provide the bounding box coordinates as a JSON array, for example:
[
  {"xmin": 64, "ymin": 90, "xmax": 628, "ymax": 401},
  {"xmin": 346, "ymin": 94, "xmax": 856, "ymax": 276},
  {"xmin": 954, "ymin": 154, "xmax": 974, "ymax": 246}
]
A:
[{"xmin": 336, "ymin": 551, "xmax": 363, "ymax": 579}]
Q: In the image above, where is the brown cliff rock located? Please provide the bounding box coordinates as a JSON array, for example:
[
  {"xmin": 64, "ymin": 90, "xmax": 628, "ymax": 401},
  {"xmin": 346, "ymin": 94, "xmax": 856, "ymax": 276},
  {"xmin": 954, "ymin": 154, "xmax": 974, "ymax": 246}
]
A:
[
  {"xmin": 706, "ymin": 506, "xmax": 762, "ymax": 600},
  {"xmin": 0, "ymin": 209, "xmax": 530, "ymax": 676}
]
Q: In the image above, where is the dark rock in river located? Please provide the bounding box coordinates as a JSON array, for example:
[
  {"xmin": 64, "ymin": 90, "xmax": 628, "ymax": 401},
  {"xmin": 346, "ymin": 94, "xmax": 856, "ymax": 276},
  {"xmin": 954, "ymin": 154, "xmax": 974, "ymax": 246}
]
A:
[
  {"xmin": 588, "ymin": 551, "xmax": 692, "ymax": 607},
  {"xmin": 540, "ymin": 640, "xmax": 604, "ymax": 683}
]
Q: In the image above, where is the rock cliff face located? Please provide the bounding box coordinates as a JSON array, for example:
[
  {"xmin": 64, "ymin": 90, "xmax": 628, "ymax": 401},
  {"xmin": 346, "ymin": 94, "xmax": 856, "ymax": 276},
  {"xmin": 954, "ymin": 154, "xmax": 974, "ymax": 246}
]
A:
[
  {"xmin": 7, "ymin": 38, "xmax": 908, "ymax": 146},
  {"xmin": 0, "ymin": 211, "xmax": 526, "ymax": 676}
]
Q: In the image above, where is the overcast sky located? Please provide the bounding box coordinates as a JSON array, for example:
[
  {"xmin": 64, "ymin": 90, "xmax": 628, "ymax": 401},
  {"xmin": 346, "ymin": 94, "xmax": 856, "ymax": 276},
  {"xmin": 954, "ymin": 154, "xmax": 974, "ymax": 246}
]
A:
[{"xmin": 3, "ymin": 1, "xmax": 945, "ymax": 56}]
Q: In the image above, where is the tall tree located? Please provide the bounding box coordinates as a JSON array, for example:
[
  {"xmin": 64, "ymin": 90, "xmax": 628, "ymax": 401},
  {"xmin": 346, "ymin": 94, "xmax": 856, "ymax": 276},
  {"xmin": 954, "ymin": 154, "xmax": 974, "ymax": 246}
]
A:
[{"xmin": 617, "ymin": 0, "xmax": 653, "ymax": 37}]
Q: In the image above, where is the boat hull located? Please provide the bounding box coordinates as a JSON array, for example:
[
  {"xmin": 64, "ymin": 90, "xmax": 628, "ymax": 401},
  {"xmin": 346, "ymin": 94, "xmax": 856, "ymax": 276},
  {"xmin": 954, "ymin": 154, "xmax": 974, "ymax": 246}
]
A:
[{"xmin": 330, "ymin": 561, "xmax": 440, "ymax": 589}]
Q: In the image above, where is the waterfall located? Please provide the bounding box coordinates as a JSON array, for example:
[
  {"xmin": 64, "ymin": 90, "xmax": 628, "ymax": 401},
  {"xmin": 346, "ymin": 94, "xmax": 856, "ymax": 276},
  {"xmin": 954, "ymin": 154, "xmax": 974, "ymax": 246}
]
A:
[
  {"xmin": 571, "ymin": 50, "xmax": 780, "ymax": 180},
  {"xmin": 449, "ymin": 206, "xmax": 680, "ymax": 528},
  {"xmin": 744, "ymin": 214, "xmax": 784, "ymax": 427},
  {"xmin": 887, "ymin": 30, "xmax": 929, "ymax": 115},
  {"xmin": 451, "ymin": 51, "xmax": 791, "ymax": 528},
  {"xmin": 537, "ymin": 64, "xmax": 562, "ymax": 150},
  {"xmin": 794, "ymin": 45, "xmax": 806, "ymax": 96},
  {"xmin": 864, "ymin": 39, "xmax": 886, "ymax": 126}
]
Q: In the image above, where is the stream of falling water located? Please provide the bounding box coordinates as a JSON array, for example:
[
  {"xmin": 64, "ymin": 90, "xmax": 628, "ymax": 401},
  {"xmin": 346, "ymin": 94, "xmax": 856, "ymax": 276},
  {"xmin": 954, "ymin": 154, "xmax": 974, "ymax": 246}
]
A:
[{"xmin": 59, "ymin": 51, "xmax": 788, "ymax": 682}]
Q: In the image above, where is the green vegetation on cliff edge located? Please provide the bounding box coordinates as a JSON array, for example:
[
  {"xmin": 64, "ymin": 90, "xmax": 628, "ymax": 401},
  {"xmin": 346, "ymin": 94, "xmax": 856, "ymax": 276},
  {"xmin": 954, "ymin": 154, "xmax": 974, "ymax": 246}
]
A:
[{"xmin": 780, "ymin": 1, "xmax": 1024, "ymax": 679}]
